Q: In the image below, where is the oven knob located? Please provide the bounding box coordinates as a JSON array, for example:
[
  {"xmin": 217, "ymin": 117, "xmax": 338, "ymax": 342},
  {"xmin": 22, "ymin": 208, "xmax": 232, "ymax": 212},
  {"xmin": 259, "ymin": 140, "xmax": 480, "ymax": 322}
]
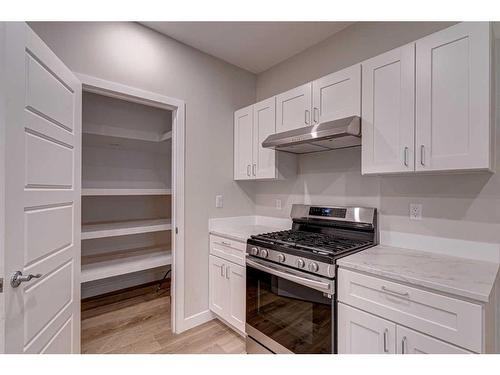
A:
[
  {"xmin": 259, "ymin": 249, "xmax": 269, "ymax": 258},
  {"xmin": 251, "ymin": 247, "xmax": 259, "ymax": 256},
  {"xmin": 278, "ymin": 253, "xmax": 286, "ymax": 263},
  {"xmin": 297, "ymin": 258, "xmax": 305, "ymax": 268},
  {"xmin": 308, "ymin": 262, "xmax": 319, "ymax": 273}
]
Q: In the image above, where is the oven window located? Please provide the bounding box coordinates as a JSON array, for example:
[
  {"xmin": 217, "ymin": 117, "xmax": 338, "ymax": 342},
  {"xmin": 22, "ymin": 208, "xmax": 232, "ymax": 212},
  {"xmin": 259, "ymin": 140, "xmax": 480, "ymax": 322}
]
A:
[{"xmin": 246, "ymin": 265, "xmax": 332, "ymax": 354}]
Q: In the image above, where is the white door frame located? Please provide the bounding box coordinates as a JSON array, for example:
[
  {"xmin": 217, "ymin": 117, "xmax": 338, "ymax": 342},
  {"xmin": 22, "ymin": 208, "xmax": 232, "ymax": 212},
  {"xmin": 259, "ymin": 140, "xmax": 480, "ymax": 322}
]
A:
[{"xmin": 76, "ymin": 73, "xmax": 186, "ymax": 334}]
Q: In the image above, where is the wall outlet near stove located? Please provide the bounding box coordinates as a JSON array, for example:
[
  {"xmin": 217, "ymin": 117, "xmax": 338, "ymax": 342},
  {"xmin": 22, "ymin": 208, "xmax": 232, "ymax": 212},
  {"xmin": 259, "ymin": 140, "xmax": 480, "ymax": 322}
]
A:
[
  {"xmin": 409, "ymin": 203, "xmax": 422, "ymax": 220},
  {"xmin": 275, "ymin": 199, "xmax": 282, "ymax": 210}
]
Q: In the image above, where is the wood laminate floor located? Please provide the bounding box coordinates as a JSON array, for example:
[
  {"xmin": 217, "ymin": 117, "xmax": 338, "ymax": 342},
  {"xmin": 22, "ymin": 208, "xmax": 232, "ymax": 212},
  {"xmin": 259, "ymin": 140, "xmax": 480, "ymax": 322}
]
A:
[{"xmin": 81, "ymin": 282, "xmax": 245, "ymax": 354}]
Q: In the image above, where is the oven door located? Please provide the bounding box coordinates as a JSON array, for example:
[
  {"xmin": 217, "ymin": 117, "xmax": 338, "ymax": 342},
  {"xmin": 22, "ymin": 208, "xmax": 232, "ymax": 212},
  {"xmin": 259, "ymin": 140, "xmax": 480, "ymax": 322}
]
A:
[{"xmin": 246, "ymin": 257, "xmax": 334, "ymax": 354}]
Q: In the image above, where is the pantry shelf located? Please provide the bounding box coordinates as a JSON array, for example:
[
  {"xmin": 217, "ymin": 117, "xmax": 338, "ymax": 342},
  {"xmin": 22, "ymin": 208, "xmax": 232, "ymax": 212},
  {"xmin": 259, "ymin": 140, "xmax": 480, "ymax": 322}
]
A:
[
  {"xmin": 81, "ymin": 246, "xmax": 172, "ymax": 283},
  {"xmin": 81, "ymin": 218, "xmax": 172, "ymax": 240}
]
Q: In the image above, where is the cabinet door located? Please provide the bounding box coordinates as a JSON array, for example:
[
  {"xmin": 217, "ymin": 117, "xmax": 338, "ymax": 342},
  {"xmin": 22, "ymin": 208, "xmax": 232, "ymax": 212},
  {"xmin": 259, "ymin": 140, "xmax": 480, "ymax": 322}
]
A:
[
  {"xmin": 209, "ymin": 255, "xmax": 227, "ymax": 318},
  {"xmin": 226, "ymin": 263, "xmax": 246, "ymax": 332},
  {"xmin": 362, "ymin": 44, "xmax": 415, "ymax": 174},
  {"xmin": 397, "ymin": 326, "xmax": 472, "ymax": 354},
  {"xmin": 415, "ymin": 22, "xmax": 492, "ymax": 172},
  {"xmin": 338, "ymin": 303, "xmax": 396, "ymax": 354},
  {"xmin": 312, "ymin": 64, "xmax": 361, "ymax": 124},
  {"xmin": 253, "ymin": 97, "xmax": 276, "ymax": 179},
  {"xmin": 276, "ymin": 83, "xmax": 312, "ymax": 132},
  {"xmin": 234, "ymin": 105, "xmax": 254, "ymax": 180}
]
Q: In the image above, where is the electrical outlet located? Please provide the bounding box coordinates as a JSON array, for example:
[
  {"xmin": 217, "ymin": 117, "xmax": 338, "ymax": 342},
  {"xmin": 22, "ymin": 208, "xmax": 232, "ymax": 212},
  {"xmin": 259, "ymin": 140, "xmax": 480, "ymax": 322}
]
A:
[
  {"xmin": 215, "ymin": 195, "xmax": 223, "ymax": 208},
  {"xmin": 409, "ymin": 203, "xmax": 422, "ymax": 220},
  {"xmin": 275, "ymin": 199, "xmax": 282, "ymax": 210}
]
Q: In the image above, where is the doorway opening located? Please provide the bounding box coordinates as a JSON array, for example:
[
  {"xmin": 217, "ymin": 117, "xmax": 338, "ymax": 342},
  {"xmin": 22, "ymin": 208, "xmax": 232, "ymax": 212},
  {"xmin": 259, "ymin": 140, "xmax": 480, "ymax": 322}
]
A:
[{"xmin": 78, "ymin": 74, "xmax": 185, "ymax": 352}]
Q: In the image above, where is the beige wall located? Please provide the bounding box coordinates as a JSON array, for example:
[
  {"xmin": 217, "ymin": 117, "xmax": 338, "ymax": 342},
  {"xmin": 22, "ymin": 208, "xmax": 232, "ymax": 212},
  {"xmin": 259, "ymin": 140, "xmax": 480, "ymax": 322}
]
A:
[
  {"xmin": 252, "ymin": 22, "xmax": 500, "ymax": 258},
  {"xmin": 29, "ymin": 22, "xmax": 257, "ymax": 319}
]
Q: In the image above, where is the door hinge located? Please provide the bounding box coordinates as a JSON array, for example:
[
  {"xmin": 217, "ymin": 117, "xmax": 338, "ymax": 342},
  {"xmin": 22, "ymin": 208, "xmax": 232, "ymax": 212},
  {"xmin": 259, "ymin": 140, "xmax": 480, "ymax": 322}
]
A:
[
  {"xmin": 0, "ymin": 278, "xmax": 3, "ymax": 293},
  {"xmin": 175, "ymin": 227, "xmax": 178, "ymax": 234}
]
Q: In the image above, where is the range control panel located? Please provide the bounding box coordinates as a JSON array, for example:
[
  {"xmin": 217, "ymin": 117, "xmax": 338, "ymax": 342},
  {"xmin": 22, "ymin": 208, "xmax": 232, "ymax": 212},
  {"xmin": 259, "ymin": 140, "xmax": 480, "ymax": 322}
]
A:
[{"xmin": 309, "ymin": 206, "xmax": 347, "ymax": 219}]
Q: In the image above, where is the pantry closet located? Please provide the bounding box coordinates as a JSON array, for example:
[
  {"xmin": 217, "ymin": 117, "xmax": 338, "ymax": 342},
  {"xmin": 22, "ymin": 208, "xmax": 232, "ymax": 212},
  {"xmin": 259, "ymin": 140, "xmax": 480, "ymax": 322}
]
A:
[{"xmin": 77, "ymin": 75, "xmax": 182, "ymax": 312}]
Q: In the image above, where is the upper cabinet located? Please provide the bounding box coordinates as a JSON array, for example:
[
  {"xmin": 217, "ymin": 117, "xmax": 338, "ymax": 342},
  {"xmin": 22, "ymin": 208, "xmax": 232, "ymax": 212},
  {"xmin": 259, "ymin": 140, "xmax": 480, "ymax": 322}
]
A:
[
  {"xmin": 234, "ymin": 98, "xmax": 296, "ymax": 180},
  {"xmin": 253, "ymin": 97, "xmax": 277, "ymax": 179},
  {"xmin": 275, "ymin": 65, "xmax": 362, "ymax": 132},
  {"xmin": 312, "ymin": 64, "xmax": 361, "ymax": 124},
  {"xmin": 362, "ymin": 44, "xmax": 415, "ymax": 174},
  {"xmin": 415, "ymin": 22, "xmax": 493, "ymax": 172},
  {"xmin": 363, "ymin": 22, "xmax": 493, "ymax": 175},
  {"xmin": 233, "ymin": 105, "xmax": 254, "ymax": 180},
  {"xmin": 276, "ymin": 83, "xmax": 313, "ymax": 132}
]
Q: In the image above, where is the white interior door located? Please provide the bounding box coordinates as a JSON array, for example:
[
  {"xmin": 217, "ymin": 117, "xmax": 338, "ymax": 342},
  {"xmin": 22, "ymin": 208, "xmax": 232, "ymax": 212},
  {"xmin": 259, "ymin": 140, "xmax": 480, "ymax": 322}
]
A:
[
  {"xmin": 233, "ymin": 105, "xmax": 254, "ymax": 180},
  {"xmin": 312, "ymin": 64, "xmax": 361, "ymax": 124},
  {"xmin": 415, "ymin": 22, "xmax": 492, "ymax": 172},
  {"xmin": 253, "ymin": 97, "xmax": 276, "ymax": 179},
  {"xmin": 2, "ymin": 23, "xmax": 81, "ymax": 354},
  {"xmin": 361, "ymin": 44, "xmax": 415, "ymax": 174},
  {"xmin": 276, "ymin": 83, "xmax": 312, "ymax": 131}
]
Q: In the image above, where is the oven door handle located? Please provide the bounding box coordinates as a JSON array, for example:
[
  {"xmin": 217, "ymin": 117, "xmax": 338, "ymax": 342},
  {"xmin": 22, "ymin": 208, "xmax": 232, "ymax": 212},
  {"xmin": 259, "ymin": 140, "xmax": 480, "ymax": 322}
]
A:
[{"xmin": 246, "ymin": 258, "xmax": 333, "ymax": 294}]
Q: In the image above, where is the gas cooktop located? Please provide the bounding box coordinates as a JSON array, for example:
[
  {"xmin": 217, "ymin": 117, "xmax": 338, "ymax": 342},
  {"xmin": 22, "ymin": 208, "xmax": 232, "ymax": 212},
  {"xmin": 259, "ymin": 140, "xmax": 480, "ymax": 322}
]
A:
[{"xmin": 246, "ymin": 204, "xmax": 378, "ymax": 279}]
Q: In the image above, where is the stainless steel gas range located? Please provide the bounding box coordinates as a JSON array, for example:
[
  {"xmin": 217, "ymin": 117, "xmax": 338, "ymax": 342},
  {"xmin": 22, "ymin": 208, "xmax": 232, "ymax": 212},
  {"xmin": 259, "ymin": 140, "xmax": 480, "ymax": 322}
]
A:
[{"xmin": 245, "ymin": 204, "xmax": 378, "ymax": 354}]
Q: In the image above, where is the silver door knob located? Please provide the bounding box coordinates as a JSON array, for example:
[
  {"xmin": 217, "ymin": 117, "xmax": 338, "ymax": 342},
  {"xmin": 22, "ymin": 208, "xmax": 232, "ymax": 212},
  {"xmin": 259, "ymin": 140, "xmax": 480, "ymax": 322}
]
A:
[{"xmin": 10, "ymin": 271, "xmax": 42, "ymax": 288}]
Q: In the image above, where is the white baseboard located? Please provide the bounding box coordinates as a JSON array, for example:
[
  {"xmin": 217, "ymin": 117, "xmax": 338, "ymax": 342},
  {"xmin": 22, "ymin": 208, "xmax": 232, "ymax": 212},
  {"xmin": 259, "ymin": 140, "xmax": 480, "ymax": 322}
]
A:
[{"xmin": 179, "ymin": 309, "xmax": 214, "ymax": 333}]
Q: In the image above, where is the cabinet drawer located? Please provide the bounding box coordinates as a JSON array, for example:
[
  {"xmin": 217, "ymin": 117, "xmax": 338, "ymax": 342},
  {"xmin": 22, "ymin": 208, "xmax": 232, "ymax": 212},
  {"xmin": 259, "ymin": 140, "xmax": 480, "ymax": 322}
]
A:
[
  {"xmin": 338, "ymin": 268, "xmax": 482, "ymax": 352},
  {"xmin": 210, "ymin": 235, "xmax": 246, "ymax": 266}
]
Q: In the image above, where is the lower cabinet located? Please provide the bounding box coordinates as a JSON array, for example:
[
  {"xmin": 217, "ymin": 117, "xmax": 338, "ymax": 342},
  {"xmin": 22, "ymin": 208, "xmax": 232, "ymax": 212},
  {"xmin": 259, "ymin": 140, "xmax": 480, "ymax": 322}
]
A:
[
  {"xmin": 338, "ymin": 303, "xmax": 472, "ymax": 354},
  {"xmin": 338, "ymin": 303, "xmax": 396, "ymax": 354},
  {"xmin": 209, "ymin": 254, "xmax": 245, "ymax": 333},
  {"xmin": 396, "ymin": 326, "xmax": 471, "ymax": 354}
]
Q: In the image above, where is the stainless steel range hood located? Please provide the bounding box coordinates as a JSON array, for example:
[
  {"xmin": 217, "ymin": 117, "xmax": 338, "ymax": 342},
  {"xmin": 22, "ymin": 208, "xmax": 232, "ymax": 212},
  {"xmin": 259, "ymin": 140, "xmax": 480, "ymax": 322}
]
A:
[{"xmin": 262, "ymin": 115, "xmax": 361, "ymax": 154}]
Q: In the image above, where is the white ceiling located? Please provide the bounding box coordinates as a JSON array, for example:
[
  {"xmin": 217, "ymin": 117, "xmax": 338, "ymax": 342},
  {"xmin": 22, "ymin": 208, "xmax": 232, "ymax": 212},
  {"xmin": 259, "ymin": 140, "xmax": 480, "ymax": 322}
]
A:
[{"xmin": 141, "ymin": 22, "xmax": 354, "ymax": 74}]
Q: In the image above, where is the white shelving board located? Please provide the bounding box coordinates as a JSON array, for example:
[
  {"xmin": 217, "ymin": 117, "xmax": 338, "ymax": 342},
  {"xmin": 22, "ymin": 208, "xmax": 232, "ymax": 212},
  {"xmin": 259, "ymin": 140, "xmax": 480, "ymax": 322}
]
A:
[
  {"xmin": 82, "ymin": 188, "xmax": 172, "ymax": 196},
  {"xmin": 84, "ymin": 123, "xmax": 172, "ymax": 143},
  {"xmin": 82, "ymin": 218, "xmax": 172, "ymax": 240},
  {"xmin": 81, "ymin": 246, "xmax": 172, "ymax": 283}
]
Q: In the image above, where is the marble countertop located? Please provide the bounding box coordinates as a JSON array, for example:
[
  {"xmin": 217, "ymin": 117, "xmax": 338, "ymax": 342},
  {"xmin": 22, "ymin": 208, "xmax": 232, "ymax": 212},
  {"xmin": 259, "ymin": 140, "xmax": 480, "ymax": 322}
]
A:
[
  {"xmin": 337, "ymin": 245, "xmax": 500, "ymax": 303},
  {"xmin": 209, "ymin": 215, "xmax": 291, "ymax": 242}
]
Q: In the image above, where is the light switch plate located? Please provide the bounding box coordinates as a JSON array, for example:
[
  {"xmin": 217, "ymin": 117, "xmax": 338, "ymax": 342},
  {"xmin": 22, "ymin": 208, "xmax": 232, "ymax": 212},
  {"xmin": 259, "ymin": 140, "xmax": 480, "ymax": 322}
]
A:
[
  {"xmin": 215, "ymin": 195, "xmax": 223, "ymax": 208},
  {"xmin": 409, "ymin": 203, "xmax": 422, "ymax": 220}
]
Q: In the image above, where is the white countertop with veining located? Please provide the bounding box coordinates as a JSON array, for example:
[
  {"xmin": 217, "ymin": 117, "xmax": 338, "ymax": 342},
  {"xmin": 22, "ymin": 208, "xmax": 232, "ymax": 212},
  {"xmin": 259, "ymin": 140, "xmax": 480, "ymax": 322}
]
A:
[
  {"xmin": 337, "ymin": 245, "xmax": 500, "ymax": 303},
  {"xmin": 208, "ymin": 215, "xmax": 291, "ymax": 242}
]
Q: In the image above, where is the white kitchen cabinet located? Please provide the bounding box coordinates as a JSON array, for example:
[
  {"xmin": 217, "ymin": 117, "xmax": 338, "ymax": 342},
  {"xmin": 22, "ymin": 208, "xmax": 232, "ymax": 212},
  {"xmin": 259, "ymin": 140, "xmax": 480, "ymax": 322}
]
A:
[
  {"xmin": 226, "ymin": 262, "xmax": 246, "ymax": 331},
  {"xmin": 209, "ymin": 235, "xmax": 246, "ymax": 334},
  {"xmin": 253, "ymin": 97, "xmax": 277, "ymax": 179},
  {"xmin": 234, "ymin": 98, "xmax": 296, "ymax": 181},
  {"xmin": 275, "ymin": 66, "xmax": 361, "ymax": 132},
  {"xmin": 209, "ymin": 255, "xmax": 227, "ymax": 318},
  {"xmin": 312, "ymin": 64, "xmax": 361, "ymax": 125},
  {"xmin": 362, "ymin": 44, "xmax": 415, "ymax": 174},
  {"xmin": 396, "ymin": 326, "xmax": 472, "ymax": 354},
  {"xmin": 276, "ymin": 83, "xmax": 312, "ymax": 132},
  {"xmin": 338, "ymin": 267, "xmax": 486, "ymax": 353},
  {"xmin": 338, "ymin": 303, "xmax": 396, "ymax": 354},
  {"xmin": 415, "ymin": 22, "xmax": 493, "ymax": 172},
  {"xmin": 361, "ymin": 22, "xmax": 493, "ymax": 175},
  {"xmin": 233, "ymin": 105, "xmax": 254, "ymax": 180}
]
